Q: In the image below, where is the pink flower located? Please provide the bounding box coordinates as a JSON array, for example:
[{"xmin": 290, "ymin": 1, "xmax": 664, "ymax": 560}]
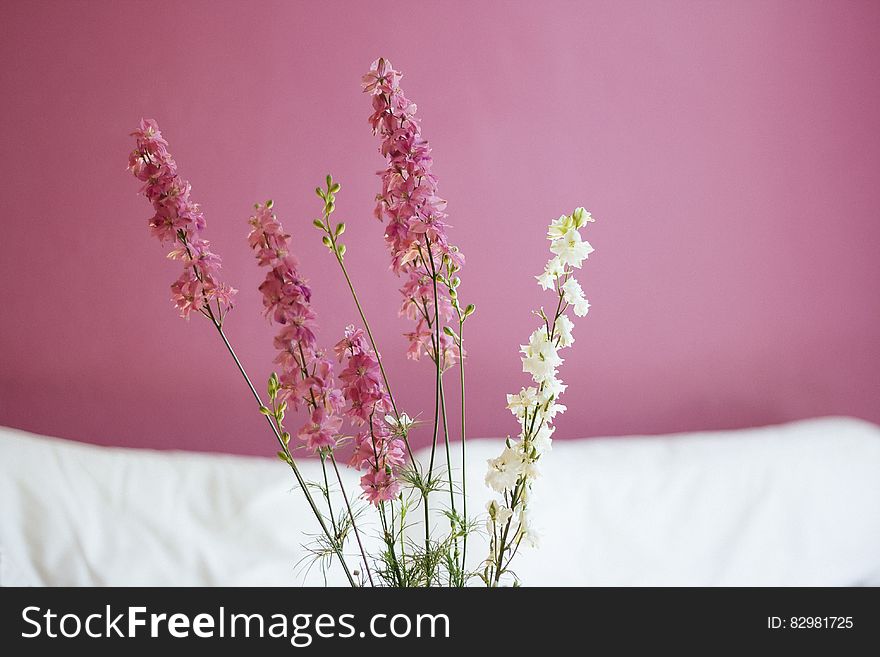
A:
[
  {"xmin": 335, "ymin": 324, "xmax": 404, "ymax": 505},
  {"xmin": 335, "ymin": 325, "xmax": 390, "ymax": 426},
  {"xmin": 128, "ymin": 118, "xmax": 236, "ymax": 319},
  {"xmin": 298, "ymin": 407, "xmax": 343, "ymax": 452},
  {"xmin": 361, "ymin": 57, "xmax": 401, "ymax": 96},
  {"xmin": 360, "ymin": 468, "xmax": 401, "ymax": 505},
  {"xmin": 247, "ymin": 202, "xmax": 344, "ymax": 453},
  {"xmin": 363, "ymin": 59, "xmax": 465, "ymax": 362}
]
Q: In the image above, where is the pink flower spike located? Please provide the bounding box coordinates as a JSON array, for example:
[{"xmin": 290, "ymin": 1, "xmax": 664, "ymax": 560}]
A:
[
  {"xmin": 247, "ymin": 201, "xmax": 344, "ymax": 452},
  {"xmin": 128, "ymin": 119, "xmax": 235, "ymax": 320},
  {"xmin": 363, "ymin": 59, "xmax": 465, "ymax": 361}
]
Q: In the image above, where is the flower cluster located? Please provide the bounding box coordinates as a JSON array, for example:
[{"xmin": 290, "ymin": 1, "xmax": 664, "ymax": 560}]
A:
[
  {"xmin": 363, "ymin": 58, "xmax": 464, "ymax": 368},
  {"xmin": 127, "ymin": 60, "xmax": 599, "ymax": 588},
  {"xmin": 128, "ymin": 119, "xmax": 236, "ymax": 319},
  {"xmin": 484, "ymin": 208, "xmax": 594, "ymax": 581},
  {"xmin": 247, "ymin": 201, "xmax": 344, "ymax": 452},
  {"xmin": 334, "ymin": 325, "xmax": 405, "ymax": 504}
]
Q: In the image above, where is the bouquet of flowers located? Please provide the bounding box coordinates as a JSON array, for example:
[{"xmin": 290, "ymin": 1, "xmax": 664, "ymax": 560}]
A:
[{"xmin": 127, "ymin": 58, "xmax": 596, "ymax": 587}]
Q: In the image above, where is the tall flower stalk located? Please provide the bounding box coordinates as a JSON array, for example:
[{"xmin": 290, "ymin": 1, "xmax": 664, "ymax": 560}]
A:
[
  {"xmin": 483, "ymin": 208, "xmax": 595, "ymax": 586},
  {"xmin": 363, "ymin": 58, "xmax": 473, "ymax": 584}
]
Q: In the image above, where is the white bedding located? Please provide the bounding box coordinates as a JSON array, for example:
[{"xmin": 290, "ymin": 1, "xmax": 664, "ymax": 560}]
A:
[{"xmin": 1, "ymin": 416, "xmax": 879, "ymax": 586}]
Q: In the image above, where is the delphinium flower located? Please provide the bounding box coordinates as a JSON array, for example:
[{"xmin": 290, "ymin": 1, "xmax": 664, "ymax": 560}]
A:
[
  {"xmin": 128, "ymin": 119, "xmax": 236, "ymax": 321},
  {"xmin": 246, "ymin": 201, "xmax": 345, "ymax": 453},
  {"xmin": 334, "ymin": 325, "xmax": 406, "ymax": 504},
  {"xmin": 362, "ymin": 58, "xmax": 465, "ymax": 370},
  {"xmin": 129, "ymin": 124, "xmax": 357, "ymax": 587},
  {"xmin": 248, "ymin": 201, "xmax": 376, "ymax": 586},
  {"xmin": 483, "ymin": 207, "xmax": 595, "ymax": 587},
  {"xmin": 364, "ymin": 59, "xmax": 479, "ymax": 586}
]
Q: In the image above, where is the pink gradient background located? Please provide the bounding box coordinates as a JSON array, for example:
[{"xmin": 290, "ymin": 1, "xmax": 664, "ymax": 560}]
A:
[{"xmin": 1, "ymin": 0, "xmax": 878, "ymax": 455}]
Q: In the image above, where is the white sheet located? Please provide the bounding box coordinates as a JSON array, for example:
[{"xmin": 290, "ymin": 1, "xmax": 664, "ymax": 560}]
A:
[{"xmin": 1, "ymin": 417, "xmax": 879, "ymax": 586}]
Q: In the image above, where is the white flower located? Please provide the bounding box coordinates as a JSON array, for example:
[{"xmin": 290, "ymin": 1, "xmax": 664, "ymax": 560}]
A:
[
  {"xmin": 485, "ymin": 446, "xmax": 525, "ymax": 493},
  {"xmin": 541, "ymin": 376, "xmax": 567, "ymax": 401},
  {"xmin": 561, "ymin": 278, "xmax": 590, "ymax": 317},
  {"xmin": 555, "ymin": 313, "xmax": 575, "ymax": 347},
  {"xmin": 506, "ymin": 386, "xmax": 539, "ymax": 419},
  {"xmin": 547, "ymin": 214, "xmax": 574, "ymax": 241},
  {"xmin": 571, "ymin": 207, "xmax": 594, "ymax": 228},
  {"xmin": 550, "ymin": 229, "xmax": 593, "ymax": 268},
  {"xmin": 531, "ymin": 424, "xmax": 555, "ymax": 454},
  {"xmin": 384, "ymin": 412, "xmax": 414, "ymax": 436},
  {"xmin": 487, "ymin": 500, "xmax": 513, "ymax": 526},
  {"xmin": 535, "ymin": 256, "xmax": 565, "ymax": 290},
  {"xmin": 521, "ymin": 458, "xmax": 541, "ymax": 481},
  {"xmin": 520, "ymin": 328, "xmax": 563, "ymax": 382},
  {"xmin": 542, "ymin": 401, "xmax": 567, "ymax": 421},
  {"xmin": 516, "ymin": 510, "xmax": 541, "ymax": 548}
]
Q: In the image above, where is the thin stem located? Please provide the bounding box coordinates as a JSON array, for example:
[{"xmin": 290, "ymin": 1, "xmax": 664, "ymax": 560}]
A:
[
  {"xmin": 378, "ymin": 501, "xmax": 404, "ymax": 587},
  {"xmin": 329, "ymin": 453, "xmax": 374, "ymax": 587},
  {"xmin": 319, "ymin": 453, "xmax": 338, "ymax": 535},
  {"xmin": 458, "ymin": 317, "xmax": 468, "ymax": 579},
  {"xmin": 493, "ymin": 483, "xmax": 521, "ymax": 586},
  {"xmin": 212, "ymin": 324, "xmax": 356, "ymax": 587},
  {"xmin": 423, "ymin": 236, "xmax": 442, "ymax": 581},
  {"xmin": 438, "ymin": 372, "xmax": 459, "ymax": 586}
]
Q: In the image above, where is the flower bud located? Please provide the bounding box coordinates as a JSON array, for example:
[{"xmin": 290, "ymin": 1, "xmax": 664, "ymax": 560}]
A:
[
  {"xmin": 335, "ymin": 222, "xmax": 346, "ymax": 236},
  {"xmin": 313, "ymin": 218, "xmax": 325, "ymax": 230}
]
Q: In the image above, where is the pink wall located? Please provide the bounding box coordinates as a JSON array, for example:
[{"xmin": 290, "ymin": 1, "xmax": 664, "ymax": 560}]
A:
[{"xmin": 1, "ymin": 0, "xmax": 878, "ymax": 455}]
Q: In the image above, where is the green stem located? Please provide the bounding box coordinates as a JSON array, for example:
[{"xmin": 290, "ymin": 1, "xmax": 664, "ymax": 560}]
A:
[
  {"xmin": 423, "ymin": 236, "xmax": 443, "ymax": 584},
  {"xmin": 319, "ymin": 452, "xmax": 338, "ymax": 535},
  {"xmin": 378, "ymin": 501, "xmax": 404, "ymax": 587},
  {"xmin": 212, "ymin": 323, "xmax": 356, "ymax": 587},
  {"xmin": 458, "ymin": 318, "xmax": 468, "ymax": 580},
  {"xmin": 329, "ymin": 453, "xmax": 374, "ymax": 587}
]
